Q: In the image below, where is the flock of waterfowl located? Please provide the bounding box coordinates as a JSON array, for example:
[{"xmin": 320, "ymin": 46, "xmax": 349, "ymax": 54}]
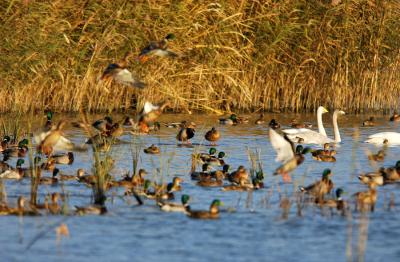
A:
[{"xmin": 0, "ymin": 33, "xmax": 400, "ymax": 221}]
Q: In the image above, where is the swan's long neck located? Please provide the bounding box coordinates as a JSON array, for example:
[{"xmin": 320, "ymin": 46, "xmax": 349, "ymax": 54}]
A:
[
  {"xmin": 333, "ymin": 112, "xmax": 341, "ymax": 143},
  {"xmin": 317, "ymin": 109, "xmax": 327, "ymax": 137}
]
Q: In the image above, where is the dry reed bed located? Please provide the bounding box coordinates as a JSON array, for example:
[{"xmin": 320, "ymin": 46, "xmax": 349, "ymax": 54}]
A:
[{"xmin": 1, "ymin": 0, "xmax": 399, "ymax": 114}]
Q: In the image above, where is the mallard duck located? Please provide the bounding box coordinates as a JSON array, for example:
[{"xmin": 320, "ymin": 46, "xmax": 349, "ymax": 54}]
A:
[
  {"xmin": 44, "ymin": 110, "xmax": 54, "ymax": 131},
  {"xmin": 300, "ymin": 169, "xmax": 334, "ymax": 201},
  {"xmin": 144, "ymin": 144, "xmax": 160, "ymax": 154},
  {"xmin": 190, "ymin": 163, "xmax": 212, "ymax": 181},
  {"xmin": 100, "ymin": 52, "xmax": 146, "ymax": 89},
  {"xmin": 206, "ymin": 152, "xmax": 225, "ymax": 166},
  {"xmin": 227, "ymin": 165, "xmax": 249, "ymax": 184},
  {"xmin": 222, "ymin": 178, "xmax": 254, "ymax": 191},
  {"xmin": 354, "ymin": 182, "xmax": 378, "ymax": 212},
  {"xmin": 363, "ymin": 117, "xmax": 376, "ymax": 127},
  {"xmin": 269, "ymin": 119, "xmax": 281, "ymax": 129},
  {"xmin": 157, "ymin": 194, "xmax": 190, "ymax": 213},
  {"xmin": 219, "ymin": 114, "xmax": 238, "ymax": 125},
  {"xmin": 0, "ymin": 159, "xmax": 26, "ymax": 179},
  {"xmin": 137, "ymin": 33, "xmax": 178, "ymax": 63},
  {"xmin": 187, "ymin": 199, "xmax": 223, "ymax": 219},
  {"xmin": 389, "ymin": 111, "xmax": 400, "ymax": 121},
  {"xmin": 176, "ymin": 121, "xmax": 195, "ymax": 144},
  {"xmin": 115, "ymin": 169, "xmax": 147, "ymax": 188},
  {"xmin": 358, "ymin": 170, "xmax": 385, "ymax": 186},
  {"xmin": 197, "ymin": 171, "xmax": 224, "ymax": 187},
  {"xmin": 205, "ymin": 127, "xmax": 220, "ymax": 145},
  {"xmin": 368, "ymin": 150, "xmax": 385, "ymax": 162},
  {"xmin": 193, "ymin": 147, "xmax": 217, "ymax": 164},
  {"xmin": 319, "ymin": 188, "xmax": 347, "ymax": 212},
  {"xmin": 2, "ymin": 139, "xmax": 29, "ymax": 159},
  {"xmin": 92, "ymin": 116, "xmax": 113, "ymax": 132},
  {"xmin": 382, "ymin": 160, "xmax": 400, "ymax": 182},
  {"xmin": 51, "ymin": 151, "xmax": 74, "ymax": 165},
  {"xmin": 312, "ymin": 143, "xmax": 333, "ymax": 157},
  {"xmin": 37, "ymin": 121, "xmax": 67, "ymax": 156},
  {"xmin": 39, "ymin": 168, "xmax": 59, "ymax": 185},
  {"xmin": 290, "ymin": 119, "xmax": 312, "ymax": 129},
  {"xmin": 75, "ymin": 205, "xmax": 107, "ymax": 215},
  {"xmin": 255, "ymin": 113, "xmax": 265, "ymax": 125},
  {"xmin": 269, "ymin": 128, "xmax": 311, "ymax": 183},
  {"xmin": 139, "ymin": 101, "xmax": 170, "ymax": 123},
  {"xmin": 76, "ymin": 169, "xmax": 96, "ymax": 186}
]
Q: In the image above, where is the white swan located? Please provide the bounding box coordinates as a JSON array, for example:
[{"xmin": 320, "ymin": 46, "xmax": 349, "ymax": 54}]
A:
[
  {"xmin": 284, "ymin": 109, "xmax": 345, "ymax": 144},
  {"xmin": 283, "ymin": 106, "xmax": 328, "ymax": 137},
  {"xmin": 365, "ymin": 132, "xmax": 400, "ymax": 145}
]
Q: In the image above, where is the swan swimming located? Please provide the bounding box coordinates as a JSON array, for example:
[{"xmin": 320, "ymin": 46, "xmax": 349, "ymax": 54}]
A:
[
  {"xmin": 283, "ymin": 106, "xmax": 328, "ymax": 137},
  {"xmin": 284, "ymin": 109, "xmax": 345, "ymax": 145},
  {"xmin": 365, "ymin": 132, "xmax": 400, "ymax": 145}
]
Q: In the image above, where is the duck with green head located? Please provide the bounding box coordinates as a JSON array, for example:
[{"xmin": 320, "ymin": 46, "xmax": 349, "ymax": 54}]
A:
[
  {"xmin": 0, "ymin": 159, "xmax": 26, "ymax": 180},
  {"xmin": 270, "ymin": 128, "xmax": 312, "ymax": 183},
  {"xmin": 44, "ymin": 110, "xmax": 54, "ymax": 131},
  {"xmin": 206, "ymin": 151, "xmax": 226, "ymax": 166},
  {"xmin": 137, "ymin": 33, "xmax": 178, "ymax": 63},
  {"xmin": 2, "ymin": 139, "xmax": 29, "ymax": 159},
  {"xmin": 319, "ymin": 188, "xmax": 347, "ymax": 213},
  {"xmin": 300, "ymin": 169, "xmax": 334, "ymax": 201},
  {"xmin": 187, "ymin": 199, "xmax": 223, "ymax": 219},
  {"xmin": 194, "ymin": 148, "xmax": 217, "ymax": 164},
  {"xmin": 157, "ymin": 194, "xmax": 190, "ymax": 213},
  {"xmin": 219, "ymin": 114, "xmax": 238, "ymax": 125}
]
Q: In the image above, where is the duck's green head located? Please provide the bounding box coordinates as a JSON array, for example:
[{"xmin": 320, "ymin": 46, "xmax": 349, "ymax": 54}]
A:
[
  {"xmin": 211, "ymin": 199, "xmax": 223, "ymax": 207},
  {"xmin": 144, "ymin": 180, "xmax": 152, "ymax": 190},
  {"xmin": 105, "ymin": 116, "xmax": 113, "ymax": 124},
  {"xmin": 16, "ymin": 158, "xmax": 24, "ymax": 168},
  {"xmin": 218, "ymin": 152, "xmax": 225, "ymax": 158},
  {"xmin": 295, "ymin": 145, "xmax": 304, "ymax": 154},
  {"xmin": 301, "ymin": 147, "xmax": 312, "ymax": 155},
  {"xmin": 336, "ymin": 188, "xmax": 344, "ymax": 199},
  {"xmin": 18, "ymin": 139, "xmax": 29, "ymax": 148},
  {"xmin": 165, "ymin": 33, "xmax": 176, "ymax": 41},
  {"xmin": 2, "ymin": 136, "xmax": 11, "ymax": 143},
  {"xmin": 181, "ymin": 194, "xmax": 190, "ymax": 205},
  {"xmin": 230, "ymin": 114, "xmax": 237, "ymax": 121},
  {"xmin": 46, "ymin": 111, "xmax": 53, "ymax": 121},
  {"xmin": 322, "ymin": 169, "xmax": 332, "ymax": 179},
  {"xmin": 209, "ymin": 147, "xmax": 217, "ymax": 155},
  {"xmin": 396, "ymin": 160, "xmax": 400, "ymax": 168},
  {"xmin": 201, "ymin": 163, "xmax": 209, "ymax": 172},
  {"xmin": 222, "ymin": 164, "xmax": 230, "ymax": 172}
]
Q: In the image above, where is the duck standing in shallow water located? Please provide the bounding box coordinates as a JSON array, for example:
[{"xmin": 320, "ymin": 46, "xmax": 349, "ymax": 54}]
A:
[
  {"xmin": 177, "ymin": 121, "xmax": 195, "ymax": 144},
  {"xmin": 205, "ymin": 127, "xmax": 220, "ymax": 146},
  {"xmin": 100, "ymin": 51, "xmax": 146, "ymax": 89},
  {"xmin": 187, "ymin": 199, "xmax": 223, "ymax": 219}
]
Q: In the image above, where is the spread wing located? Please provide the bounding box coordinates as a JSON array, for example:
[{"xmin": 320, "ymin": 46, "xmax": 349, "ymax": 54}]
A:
[
  {"xmin": 114, "ymin": 69, "xmax": 146, "ymax": 89},
  {"xmin": 269, "ymin": 128, "xmax": 294, "ymax": 163}
]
